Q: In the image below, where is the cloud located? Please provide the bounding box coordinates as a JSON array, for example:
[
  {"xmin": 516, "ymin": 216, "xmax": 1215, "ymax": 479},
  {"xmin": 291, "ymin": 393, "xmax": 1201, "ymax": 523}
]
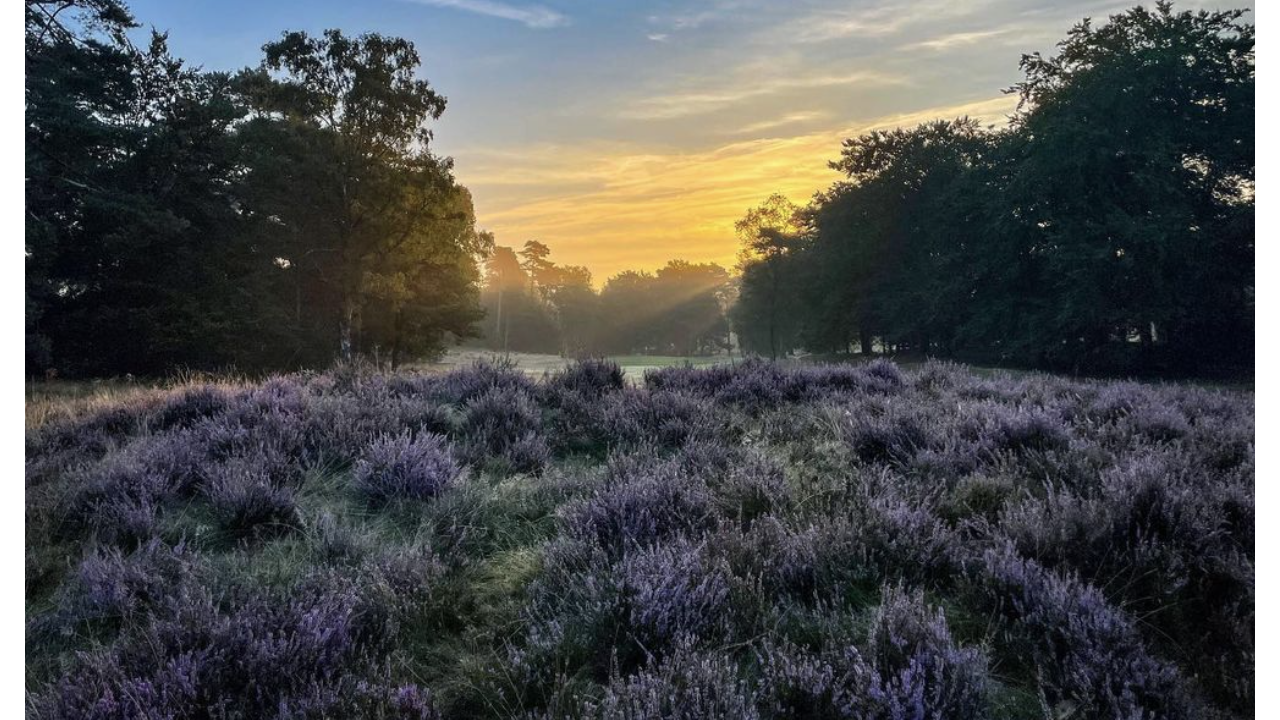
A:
[
  {"xmin": 403, "ymin": 0, "xmax": 568, "ymax": 28},
  {"xmin": 904, "ymin": 27, "xmax": 1021, "ymax": 51},
  {"xmin": 453, "ymin": 95, "xmax": 1017, "ymax": 281},
  {"xmin": 780, "ymin": 0, "xmax": 998, "ymax": 43},
  {"xmin": 620, "ymin": 70, "xmax": 906, "ymax": 120},
  {"xmin": 647, "ymin": 33, "xmax": 670, "ymax": 42},
  {"xmin": 730, "ymin": 110, "xmax": 830, "ymax": 135}
]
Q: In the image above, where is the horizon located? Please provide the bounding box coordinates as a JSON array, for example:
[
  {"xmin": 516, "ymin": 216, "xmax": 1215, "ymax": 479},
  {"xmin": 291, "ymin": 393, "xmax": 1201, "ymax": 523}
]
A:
[{"xmin": 127, "ymin": 0, "xmax": 1251, "ymax": 281}]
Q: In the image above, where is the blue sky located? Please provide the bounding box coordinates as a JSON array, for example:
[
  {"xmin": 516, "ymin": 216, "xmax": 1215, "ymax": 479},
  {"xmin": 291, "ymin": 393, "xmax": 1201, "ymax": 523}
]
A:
[{"xmin": 127, "ymin": 0, "xmax": 1254, "ymax": 279}]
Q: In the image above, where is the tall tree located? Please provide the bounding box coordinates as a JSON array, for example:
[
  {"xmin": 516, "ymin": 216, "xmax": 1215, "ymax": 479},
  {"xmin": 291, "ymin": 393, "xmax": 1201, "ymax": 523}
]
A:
[
  {"xmin": 237, "ymin": 29, "xmax": 466, "ymax": 362},
  {"xmin": 1006, "ymin": 1, "xmax": 1254, "ymax": 371},
  {"xmin": 732, "ymin": 194, "xmax": 804, "ymax": 359}
]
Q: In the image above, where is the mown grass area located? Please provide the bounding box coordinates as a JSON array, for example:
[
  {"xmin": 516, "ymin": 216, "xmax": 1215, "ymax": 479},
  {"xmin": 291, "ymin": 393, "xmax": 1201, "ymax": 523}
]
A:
[{"xmin": 25, "ymin": 358, "xmax": 1254, "ymax": 718}]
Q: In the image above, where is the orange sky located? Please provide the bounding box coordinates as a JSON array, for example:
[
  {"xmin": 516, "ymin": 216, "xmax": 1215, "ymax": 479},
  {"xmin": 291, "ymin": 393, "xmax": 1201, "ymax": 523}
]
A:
[{"xmin": 453, "ymin": 95, "xmax": 1018, "ymax": 283}]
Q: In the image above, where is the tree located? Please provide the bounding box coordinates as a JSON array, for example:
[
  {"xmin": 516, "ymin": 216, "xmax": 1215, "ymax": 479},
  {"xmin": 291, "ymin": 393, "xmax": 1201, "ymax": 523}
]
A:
[
  {"xmin": 478, "ymin": 244, "xmax": 559, "ymax": 354},
  {"xmin": 27, "ymin": 1, "xmax": 274, "ymax": 375},
  {"xmin": 237, "ymin": 29, "xmax": 468, "ymax": 362},
  {"xmin": 1006, "ymin": 1, "xmax": 1254, "ymax": 372},
  {"xmin": 796, "ymin": 118, "xmax": 990, "ymax": 358},
  {"xmin": 652, "ymin": 261, "xmax": 731, "ymax": 356},
  {"xmin": 362, "ymin": 186, "xmax": 491, "ymax": 367},
  {"xmin": 519, "ymin": 240, "xmax": 555, "ymax": 296},
  {"xmin": 732, "ymin": 194, "xmax": 804, "ymax": 359},
  {"xmin": 541, "ymin": 265, "xmax": 598, "ymax": 356}
]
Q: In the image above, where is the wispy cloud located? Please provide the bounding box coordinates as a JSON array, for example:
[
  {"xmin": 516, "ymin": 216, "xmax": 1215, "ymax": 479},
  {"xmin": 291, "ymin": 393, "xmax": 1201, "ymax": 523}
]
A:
[
  {"xmin": 648, "ymin": 10, "xmax": 716, "ymax": 31},
  {"xmin": 788, "ymin": 6, "xmax": 906, "ymax": 42},
  {"xmin": 730, "ymin": 110, "xmax": 830, "ymax": 135},
  {"xmin": 403, "ymin": 0, "xmax": 568, "ymax": 28},
  {"xmin": 904, "ymin": 27, "xmax": 1020, "ymax": 51},
  {"xmin": 781, "ymin": 0, "xmax": 997, "ymax": 43},
  {"xmin": 620, "ymin": 71, "xmax": 906, "ymax": 120},
  {"xmin": 647, "ymin": 33, "xmax": 670, "ymax": 42}
]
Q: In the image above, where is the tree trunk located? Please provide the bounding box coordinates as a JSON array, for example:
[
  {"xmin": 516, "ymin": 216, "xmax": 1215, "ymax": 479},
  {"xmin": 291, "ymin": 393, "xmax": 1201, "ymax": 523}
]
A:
[
  {"xmin": 339, "ymin": 307, "xmax": 354, "ymax": 362},
  {"xmin": 390, "ymin": 308, "xmax": 403, "ymax": 369},
  {"xmin": 859, "ymin": 328, "xmax": 873, "ymax": 356},
  {"xmin": 339, "ymin": 291, "xmax": 361, "ymax": 362}
]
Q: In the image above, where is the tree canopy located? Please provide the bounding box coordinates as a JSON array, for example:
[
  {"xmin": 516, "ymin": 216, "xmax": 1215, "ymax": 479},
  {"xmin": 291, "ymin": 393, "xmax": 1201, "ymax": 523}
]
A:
[
  {"xmin": 730, "ymin": 2, "xmax": 1253, "ymax": 377},
  {"xmin": 26, "ymin": 2, "xmax": 489, "ymax": 375}
]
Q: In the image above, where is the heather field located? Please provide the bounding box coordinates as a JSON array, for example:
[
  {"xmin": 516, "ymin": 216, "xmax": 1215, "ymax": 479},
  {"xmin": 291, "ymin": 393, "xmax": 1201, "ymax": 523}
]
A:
[{"xmin": 25, "ymin": 359, "xmax": 1254, "ymax": 719}]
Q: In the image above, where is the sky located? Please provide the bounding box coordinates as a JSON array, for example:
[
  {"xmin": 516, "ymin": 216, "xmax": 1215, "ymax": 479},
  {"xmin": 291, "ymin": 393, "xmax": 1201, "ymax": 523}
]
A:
[{"xmin": 127, "ymin": 0, "xmax": 1251, "ymax": 283}]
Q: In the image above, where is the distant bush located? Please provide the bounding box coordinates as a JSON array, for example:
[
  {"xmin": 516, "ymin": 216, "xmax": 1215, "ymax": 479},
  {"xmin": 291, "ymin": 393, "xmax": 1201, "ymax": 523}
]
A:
[{"xmin": 548, "ymin": 358, "xmax": 626, "ymax": 398}]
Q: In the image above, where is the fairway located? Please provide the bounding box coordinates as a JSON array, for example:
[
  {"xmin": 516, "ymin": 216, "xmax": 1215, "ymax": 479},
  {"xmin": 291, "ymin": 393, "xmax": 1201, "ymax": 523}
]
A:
[{"xmin": 430, "ymin": 349, "xmax": 733, "ymax": 381}]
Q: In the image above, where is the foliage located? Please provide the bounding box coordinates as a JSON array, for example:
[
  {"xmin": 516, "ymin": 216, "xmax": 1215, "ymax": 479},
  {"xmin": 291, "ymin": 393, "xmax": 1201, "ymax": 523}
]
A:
[{"xmin": 731, "ymin": 3, "xmax": 1254, "ymax": 377}]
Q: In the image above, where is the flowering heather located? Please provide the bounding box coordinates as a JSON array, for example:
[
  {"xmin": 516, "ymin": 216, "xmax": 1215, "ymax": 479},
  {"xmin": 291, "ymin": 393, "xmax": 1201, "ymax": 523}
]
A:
[
  {"xmin": 461, "ymin": 385, "xmax": 550, "ymax": 472},
  {"xmin": 354, "ymin": 432, "xmax": 460, "ymax": 503},
  {"xmin": 617, "ymin": 538, "xmax": 734, "ymax": 650},
  {"xmin": 547, "ymin": 357, "xmax": 626, "ymax": 398},
  {"xmin": 206, "ymin": 462, "xmax": 303, "ymax": 542},
  {"xmin": 561, "ymin": 454, "xmax": 718, "ymax": 557},
  {"xmin": 26, "ymin": 359, "xmax": 1253, "ymax": 718},
  {"xmin": 583, "ymin": 644, "xmax": 760, "ymax": 720},
  {"xmin": 755, "ymin": 587, "xmax": 988, "ymax": 719}
]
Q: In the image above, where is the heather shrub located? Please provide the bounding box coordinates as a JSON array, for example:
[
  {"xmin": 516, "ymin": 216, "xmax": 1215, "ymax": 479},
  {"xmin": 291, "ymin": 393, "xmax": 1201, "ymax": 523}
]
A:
[
  {"xmin": 997, "ymin": 449, "xmax": 1254, "ymax": 709},
  {"xmin": 354, "ymin": 432, "xmax": 460, "ymax": 503},
  {"xmin": 31, "ymin": 574, "xmax": 412, "ymax": 720},
  {"xmin": 616, "ymin": 538, "xmax": 734, "ymax": 651},
  {"xmin": 705, "ymin": 450, "xmax": 791, "ymax": 524},
  {"xmin": 149, "ymin": 384, "xmax": 230, "ymax": 431},
  {"xmin": 859, "ymin": 358, "xmax": 907, "ymax": 392},
  {"xmin": 436, "ymin": 358, "xmax": 535, "ymax": 405},
  {"xmin": 643, "ymin": 362, "xmax": 737, "ymax": 396},
  {"xmin": 601, "ymin": 388, "xmax": 716, "ymax": 449},
  {"xmin": 25, "ymin": 359, "xmax": 1252, "ymax": 718},
  {"xmin": 982, "ymin": 406, "xmax": 1070, "ymax": 454},
  {"xmin": 756, "ymin": 641, "xmax": 873, "ymax": 717},
  {"xmin": 975, "ymin": 548, "xmax": 1193, "ymax": 719},
  {"xmin": 60, "ymin": 440, "xmax": 197, "ymax": 544},
  {"xmin": 548, "ymin": 358, "xmax": 626, "ymax": 398},
  {"xmin": 840, "ymin": 404, "xmax": 931, "ymax": 465},
  {"xmin": 775, "ymin": 490, "xmax": 958, "ymax": 598},
  {"xmin": 27, "ymin": 405, "xmax": 137, "ymax": 473},
  {"xmin": 53, "ymin": 539, "xmax": 198, "ymax": 629},
  {"xmin": 583, "ymin": 644, "xmax": 759, "ymax": 720},
  {"xmin": 305, "ymin": 392, "xmax": 410, "ymax": 464},
  {"xmin": 311, "ymin": 510, "xmax": 370, "ymax": 563},
  {"xmin": 755, "ymin": 587, "xmax": 989, "ymax": 719},
  {"xmin": 514, "ymin": 538, "xmax": 623, "ymax": 685},
  {"xmin": 462, "ymin": 386, "xmax": 549, "ymax": 472},
  {"xmin": 545, "ymin": 387, "xmax": 612, "ymax": 455},
  {"xmin": 561, "ymin": 457, "xmax": 717, "ymax": 557},
  {"xmin": 865, "ymin": 586, "xmax": 989, "ymax": 719},
  {"xmin": 714, "ymin": 360, "xmax": 793, "ymax": 410},
  {"xmin": 206, "ymin": 463, "xmax": 303, "ymax": 542}
]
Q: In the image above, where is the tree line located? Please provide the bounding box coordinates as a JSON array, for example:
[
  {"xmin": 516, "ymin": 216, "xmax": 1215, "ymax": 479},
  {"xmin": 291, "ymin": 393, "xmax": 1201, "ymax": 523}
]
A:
[
  {"xmin": 28, "ymin": 1, "xmax": 1253, "ymax": 378},
  {"xmin": 732, "ymin": 3, "xmax": 1254, "ymax": 376},
  {"xmin": 27, "ymin": 0, "xmax": 489, "ymax": 376},
  {"xmin": 476, "ymin": 241, "xmax": 732, "ymax": 357}
]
